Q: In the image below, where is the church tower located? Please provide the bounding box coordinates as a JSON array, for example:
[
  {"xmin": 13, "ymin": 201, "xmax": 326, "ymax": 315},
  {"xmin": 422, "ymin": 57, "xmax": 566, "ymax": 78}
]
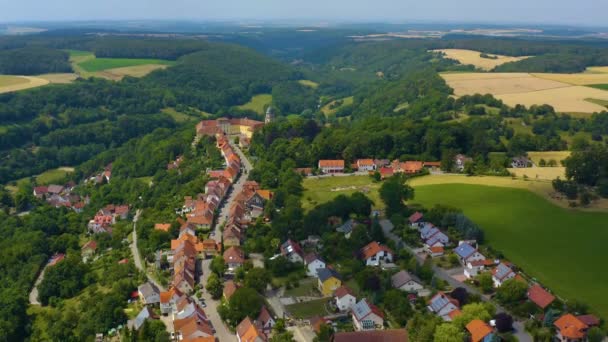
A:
[{"xmin": 265, "ymin": 106, "xmax": 274, "ymax": 124}]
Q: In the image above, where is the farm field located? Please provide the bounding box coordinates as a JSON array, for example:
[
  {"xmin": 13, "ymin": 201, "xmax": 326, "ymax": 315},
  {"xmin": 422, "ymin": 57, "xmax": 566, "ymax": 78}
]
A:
[
  {"xmin": 526, "ymin": 151, "xmax": 571, "ymax": 165},
  {"xmin": 321, "ymin": 96, "xmax": 354, "ymax": 116},
  {"xmin": 237, "ymin": 94, "xmax": 272, "ymax": 114},
  {"xmin": 433, "ymin": 49, "xmax": 530, "ymax": 70},
  {"xmin": 507, "ymin": 167, "xmax": 566, "ymax": 180},
  {"xmin": 441, "ymin": 72, "xmax": 608, "ymax": 113},
  {"xmin": 67, "ymin": 50, "xmax": 174, "ymax": 80},
  {"xmin": 298, "ymin": 79, "xmax": 319, "ymax": 88},
  {"xmin": 5, "ymin": 167, "xmax": 74, "ymax": 193},
  {"xmin": 413, "ymin": 183, "xmax": 608, "ymax": 318},
  {"xmin": 0, "ymin": 75, "xmax": 49, "ymax": 94},
  {"xmin": 37, "ymin": 73, "xmax": 78, "ymax": 84},
  {"xmin": 78, "ymin": 57, "xmax": 174, "ymax": 72}
]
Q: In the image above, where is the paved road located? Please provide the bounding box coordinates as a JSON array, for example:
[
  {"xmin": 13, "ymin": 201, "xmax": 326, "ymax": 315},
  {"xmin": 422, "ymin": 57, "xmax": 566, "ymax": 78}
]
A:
[
  {"xmin": 379, "ymin": 220, "xmax": 532, "ymax": 342},
  {"xmin": 198, "ymin": 139, "xmax": 253, "ymax": 342},
  {"xmin": 131, "ymin": 209, "xmax": 166, "ymax": 292}
]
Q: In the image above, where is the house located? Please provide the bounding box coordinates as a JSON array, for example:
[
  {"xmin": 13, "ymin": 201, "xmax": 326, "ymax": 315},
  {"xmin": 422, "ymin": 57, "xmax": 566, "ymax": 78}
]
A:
[
  {"xmin": 159, "ymin": 287, "xmax": 183, "ymax": 315},
  {"xmin": 224, "ymin": 246, "xmax": 245, "ymax": 273},
  {"xmin": 492, "ymin": 263, "xmax": 516, "ymax": 287},
  {"xmin": 280, "ymin": 239, "xmax": 304, "ymax": 263},
  {"xmin": 223, "ymin": 280, "xmax": 239, "ymax": 301},
  {"xmin": 317, "ymin": 268, "xmax": 342, "ymax": 296},
  {"xmin": 379, "ymin": 167, "xmax": 394, "ymax": 179},
  {"xmin": 336, "ymin": 219, "xmax": 357, "ymax": 238},
  {"xmin": 527, "ymin": 284, "xmax": 555, "ymax": 309},
  {"xmin": 47, "ymin": 184, "xmax": 65, "ymax": 195},
  {"xmin": 356, "ymin": 159, "xmax": 376, "ymax": 172},
  {"xmin": 427, "ymin": 292, "xmax": 460, "ymax": 321},
  {"xmin": 257, "ymin": 306, "xmax": 275, "ymax": 335},
  {"xmin": 335, "ymin": 286, "xmax": 357, "ymax": 312},
  {"xmin": 138, "ymin": 282, "xmax": 160, "ymax": 305},
  {"xmin": 201, "ymin": 239, "xmax": 219, "ymax": 258},
  {"xmin": 352, "ymin": 298, "xmax": 384, "ymax": 331},
  {"xmin": 318, "ymin": 160, "xmax": 345, "ymax": 174},
  {"xmin": 81, "ymin": 240, "xmax": 98, "ymax": 261},
  {"xmin": 403, "ymin": 161, "xmax": 424, "ymax": 174},
  {"xmin": 554, "ymin": 314, "xmax": 588, "ymax": 342},
  {"xmin": 223, "ymin": 225, "xmax": 243, "ymax": 247},
  {"xmin": 360, "ymin": 242, "xmax": 394, "ymax": 267},
  {"xmin": 454, "ymin": 243, "xmax": 486, "ymax": 265},
  {"xmin": 424, "ymin": 231, "xmax": 450, "ymax": 249},
  {"xmin": 236, "ymin": 316, "xmax": 267, "ymax": 342},
  {"xmin": 174, "ymin": 314, "xmax": 214, "ymax": 341},
  {"xmin": 576, "ymin": 315, "xmax": 600, "ymax": 328},
  {"xmin": 454, "ymin": 154, "xmax": 472, "ymax": 172},
  {"xmin": 154, "ymin": 223, "xmax": 171, "ymax": 232},
  {"xmin": 423, "ymin": 161, "xmax": 441, "ymax": 171},
  {"xmin": 408, "ymin": 211, "xmax": 424, "ymax": 226},
  {"xmin": 333, "ymin": 329, "xmax": 408, "ymax": 342},
  {"xmin": 511, "ymin": 156, "xmax": 531, "ymax": 168},
  {"xmin": 391, "ymin": 270, "xmax": 424, "ymax": 293},
  {"xmin": 466, "ymin": 319, "xmax": 494, "ymax": 342},
  {"xmin": 132, "ymin": 307, "xmax": 157, "ymax": 330},
  {"xmin": 304, "ymin": 253, "xmax": 326, "ymax": 277},
  {"xmin": 428, "ymin": 246, "xmax": 445, "ymax": 258},
  {"xmin": 33, "ymin": 186, "xmax": 48, "ymax": 198},
  {"xmin": 464, "ymin": 260, "xmax": 487, "ymax": 279}
]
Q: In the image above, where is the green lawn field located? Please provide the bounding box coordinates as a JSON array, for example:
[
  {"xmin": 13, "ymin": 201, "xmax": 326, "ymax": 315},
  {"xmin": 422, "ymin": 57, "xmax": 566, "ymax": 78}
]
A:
[
  {"xmin": 413, "ymin": 183, "xmax": 608, "ymax": 318},
  {"xmin": 78, "ymin": 58, "xmax": 174, "ymax": 72},
  {"xmin": 285, "ymin": 298, "xmax": 330, "ymax": 319},
  {"xmin": 303, "ymin": 175, "xmax": 382, "ymax": 210},
  {"xmin": 237, "ymin": 94, "xmax": 272, "ymax": 114}
]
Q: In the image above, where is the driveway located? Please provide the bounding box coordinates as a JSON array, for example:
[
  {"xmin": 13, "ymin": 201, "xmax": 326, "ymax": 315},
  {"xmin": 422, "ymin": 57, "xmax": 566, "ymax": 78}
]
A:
[{"xmin": 379, "ymin": 219, "xmax": 533, "ymax": 342}]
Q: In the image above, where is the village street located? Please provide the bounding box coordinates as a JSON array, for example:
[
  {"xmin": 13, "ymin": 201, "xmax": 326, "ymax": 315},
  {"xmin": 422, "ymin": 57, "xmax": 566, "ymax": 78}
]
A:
[
  {"xmin": 131, "ymin": 209, "xmax": 166, "ymax": 292},
  {"xmin": 379, "ymin": 219, "xmax": 533, "ymax": 342}
]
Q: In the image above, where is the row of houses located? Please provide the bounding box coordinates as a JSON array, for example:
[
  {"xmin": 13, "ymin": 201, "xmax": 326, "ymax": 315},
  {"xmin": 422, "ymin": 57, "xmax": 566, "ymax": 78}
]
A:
[
  {"xmin": 317, "ymin": 158, "xmax": 441, "ymax": 176},
  {"xmin": 33, "ymin": 182, "xmax": 89, "ymax": 213}
]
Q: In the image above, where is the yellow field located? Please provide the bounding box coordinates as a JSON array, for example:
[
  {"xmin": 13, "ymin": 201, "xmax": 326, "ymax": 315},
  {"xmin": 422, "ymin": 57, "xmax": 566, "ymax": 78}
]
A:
[
  {"xmin": 441, "ymin": 72, "xmax": 608, "ymax": 113},
  {"xmin": 433, "ymin": 49, "xmax": 530, "ymax": 70},
  {"xmin": 585, "ymin": 66, "xmax": 608, "ymax": 74},
  {"xmin": 100, "ymin": 64, "xmax": 169, "ymax": 79},
  {"xmin": 298, "ymin": 79, "xmax": 319, "ymax": 88},
  {"xmin": 527, "ymin": 151, "xmax": 570, "ymax": 165},
  {"xmin": 237, "ymin": 94, "xmax": 272, "ymax": 114},
  {"xmin": 508, "ymin": 167, "xmax": 566, "ymax": 181},
  {"xmin": 0, "ymin": 75, "xmax": 49, "ymax": 94},
  {"xmin": 38, "ymin": 73, "xmax": 78, "ymax": 84},
  {"xmin": 532, "ymin": 72, "xmax": 608, "ymax": 85}
]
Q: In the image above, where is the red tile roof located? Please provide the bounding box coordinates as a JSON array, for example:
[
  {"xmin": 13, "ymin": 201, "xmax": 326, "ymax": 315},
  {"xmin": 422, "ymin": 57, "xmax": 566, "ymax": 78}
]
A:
[
  {"xmin": 335, "ymin": 286, "xmax": 355, "ymax": 299},
  {"xmin": 555, "ymin": 314, "xmax": 588, "ymax": 340},
  {"xmin": 466, "ymin": 320, "xmax": 493, "ymax": 342},
  {"xmin": 360, "ymin": 241, "xmax": 394, "ymax": 260},
  {"xmin": 155, "ymin": 223, "xmax": 171, "ymax": 232},
  {"xmin": 333, "ymin": 329, "xmax": 407, "ymax": 342},
  {"xmin": 527, "ymin": 284, "xmax": 555, "ymax": 309},
  {"xmin": 318, "ymin": 160, "xmax": 345, "ymax": 168},
  {"xmin": 408, "ymin": 211, "xmax": 424, "ymax": 223}
]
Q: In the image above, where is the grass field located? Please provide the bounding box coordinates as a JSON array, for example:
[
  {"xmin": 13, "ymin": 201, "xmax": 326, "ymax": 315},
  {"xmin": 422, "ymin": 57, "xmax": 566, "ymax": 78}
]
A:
[
  {"xmin": 303, "ymin": 175, "xmax": 382, "ymax": 210},
  {"xmin": 5, "ymin": 167, "xmax": 74, "ymax": 193},
  {"xmin": 442, "ymin": 72, "xmax": 608, "ymax": 113},
  {"xmin": 285, "ymin": 298, "xmax": 330, "ymax": 319},
  {"xmin": 508, "ymin": 167, "xmax": 566, "ymax": 180},
  {"xmin": 78, "ymin": 58, "xmax": 173, "ymax": 72},
  {"xmin": 413, "ymin": 183, "xmax": 608, "ymax": 318},
  {"xmin": 161, "ymin": 108, "xmax": 198, "ymax": 122},
  {"xmin": 589, "ymin": 84, "xmax": 608, "ymax": 91},
  {"xmin": 527, "ymin": 151, "xmax": 570, "ymax": 165},
  {"xmin": 321, "ymin": 96, "xmax": 354, "ymax": 116},
  {"xmin": 433, "ymin": 49, "xmax": 530, "ymax": 70},
  {"xmin": 237, "ymin": 94, "xmax": 272, "ymax": 114},
  {"xmin": 298, "ymin": 79, "xmax": 319, "ymax": 88}
]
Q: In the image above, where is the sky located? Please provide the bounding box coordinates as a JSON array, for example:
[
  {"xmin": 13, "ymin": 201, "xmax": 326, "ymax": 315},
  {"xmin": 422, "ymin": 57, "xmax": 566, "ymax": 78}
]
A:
[{"xmin": 0, "ymin": 0, "xmax": 605, "ymax": 27}]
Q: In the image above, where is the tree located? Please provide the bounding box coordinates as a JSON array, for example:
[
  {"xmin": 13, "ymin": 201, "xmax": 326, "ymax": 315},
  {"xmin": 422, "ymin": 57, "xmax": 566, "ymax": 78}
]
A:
[
  {"xmin": 494, "ymin": 312, "xmax": 513, "ymax": 333},
  {"xmin": 379, "ymin": 174, "xmax": 414, "ymax": 216},
  {"xmin": 477, "ymin": 273, "xmax": 494, "ymax": 294},
  {"xmin": 219, "ymin": 287, "xmax": 263, "ymax": 326},
  {"xmin": 210, "ymin": 255, "xmax": 226, "ymax": 277},
  {"xmin": 452, "ymin": 302, "xmax": 495, "ymax": 329},
  {"xmin": 434, "ymin": 323, "xmax": 465, "ymax": 342},
  {"xmin": 495, "ymin": 279, "xmax": 527, "ymax": 305},
  {"xmin": 206, "ymin": 273, "xmax": 223, "ymax": 300},
  {"xmin": 406, "ymin": 313, "xmax": 441, "ymax": 342},
  {"xmin": 588, "ymin": 327, "xmax": 605, "ymax": 342},
  {"xmin": 244, "ymin": 268, "xmax": 271, "ymax": 293},
  {"xmin": 450, "ymin": 287, "xmax": 469, "ymax": 306},
  {"xmin": 314, "ymin": 324, "xmax": 334, "ymax": 342},
  {"xmin": 382, "ymin": 290, "xmax": 414, "ymax": 325},
  {"xmin": 270, "ymin": 331, "xmax": 295, "ymax": 342}
]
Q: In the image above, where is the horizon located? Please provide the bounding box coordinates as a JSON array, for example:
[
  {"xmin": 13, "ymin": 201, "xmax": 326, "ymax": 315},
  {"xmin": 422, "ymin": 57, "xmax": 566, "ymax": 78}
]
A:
[{"xmin": 0, "ymin": 0, "xmax": 604, "ymax": 28}]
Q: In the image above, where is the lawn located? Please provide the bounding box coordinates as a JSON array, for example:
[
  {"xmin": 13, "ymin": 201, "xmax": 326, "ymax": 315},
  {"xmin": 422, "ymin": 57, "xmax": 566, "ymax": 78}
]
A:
[
  {"xmin": 36, "ymin": 167, "xmax": 74, "ymax": 184},
  {"xmin": 283, "ymin": 278, "xmax": 319, "ymax": 297},
  {"xmin": 526, "ymin": 151, "xmax": 571, "ymax": 165},
  {"xmin": 78, "ymin": 58, "xmax": 174, "ymax": 72},
  {"xmin": 298, "ymin": 79, "xmax": 319, "ymax": 88},
  {"xmin": 412, "ymin": 183, "xmax": 608, "ymax": 318},
  {"xmin": 162, "ymin": 108, "xmax": 197, "ymax": 122},
  {"xmin": 285, "ymin": 298, "xmax": 330, "ymax": 319},
  {"xmin": 237, "ymin": 94, "xmax": 272, "ymax": 114},
  {"xmin": 302, "ymin": 175, "xmax": 382, "ymax": 210},
  {"xmin": 588, "ymin": 84, "xmax": 608, "ymax": 91},
  {"xmin": 321, "ymin": 96, "xmax": 354, "ymax": 116}
]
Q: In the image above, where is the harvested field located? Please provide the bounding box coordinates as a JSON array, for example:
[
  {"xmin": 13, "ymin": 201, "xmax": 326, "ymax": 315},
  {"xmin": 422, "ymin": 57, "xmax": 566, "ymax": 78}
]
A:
[
  {"xmin": 0, "ymin": 75, "xmax": 49, "ymax": 94},
  {"xmin": 38, "ymin": 73, "xmax": 78, "ymax": 84},
  {"xmin": 508, "ymin": 167, "xmax": 566, "ymax": 181},
  {"xmin": 526, "ymin": 151, "xmax": 570, "ymax": 165},
  {"xmin": 101, "ymin": 64, "xmax": 169, "ymax": 79},
  {"xmin": 532, "ymin": 72, "xmax": 608, "ymax": 85},
  {"xmin": 585, "ymin": 66, "xmax": 608, "ymax": 74},
  {"xmin": 441, "ymin": 72, "xmax": 608, "ymax": 113},
  {"xmin": 433, "ymin": 49, "xmax": 530, "ymax": 70},
  {"xmin": 321, "ymin": 96, "xmax": 354, "ymax": 116}
]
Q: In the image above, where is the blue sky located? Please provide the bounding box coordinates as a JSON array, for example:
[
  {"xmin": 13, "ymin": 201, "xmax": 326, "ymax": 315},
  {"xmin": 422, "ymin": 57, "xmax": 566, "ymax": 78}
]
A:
[{"xmin": 0, "ymin": 0, "xmax": 604, "ymax": 26}]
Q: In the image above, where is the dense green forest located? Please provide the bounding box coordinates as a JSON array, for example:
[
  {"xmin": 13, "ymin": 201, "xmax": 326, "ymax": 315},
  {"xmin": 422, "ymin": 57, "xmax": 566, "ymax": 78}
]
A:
[{"xmin": 0, "ymin": 47, "xmax": 71, "ymax": 74}]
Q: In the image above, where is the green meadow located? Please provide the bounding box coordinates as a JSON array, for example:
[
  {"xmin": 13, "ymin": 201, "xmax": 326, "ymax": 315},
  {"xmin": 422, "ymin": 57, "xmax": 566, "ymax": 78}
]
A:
[
  {"xmin": 413, "ymin": 183, "xmax": 608, "ymax": 318},
  {"xmin": 237, "ymin": 94, "xmax": 272, "ymax": 114},
  {"xmin": 78, "ymin": 58, "xmax": 174, "ymax": 72}
]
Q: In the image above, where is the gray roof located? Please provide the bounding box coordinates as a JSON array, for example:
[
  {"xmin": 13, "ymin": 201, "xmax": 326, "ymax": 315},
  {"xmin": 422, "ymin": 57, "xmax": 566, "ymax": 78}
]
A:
[
  {"xmin": 138, "ymin": 282, "xmax": 159, "ymax": 300},
  {"xmin": 391, "ymin": 270, "xmax": 421, "ymax": 288},
  {"xmin": 336, "ymin": 219, "xmax": 356, "ymax": 234},
  {"xmin": 454, "ymin": 243, "xmax": 476, "ymax": 259},
  {"xmin": 317, "ymin": 268, "xmax": 341, "ymax": 282},
  {"xmin": 494, "ymin": 263, "xmax": 514, "ymax": 281},
  {"xmin": 133, "ymin": 307, "xmax": 152, "ymax": 330},
  {"xmin": 429, "ymin": 293, "xmax": 451, "ymax": 312},
  {"xmin": 352, "ymin": 299, "xmax": 372, "ymax": 321}
]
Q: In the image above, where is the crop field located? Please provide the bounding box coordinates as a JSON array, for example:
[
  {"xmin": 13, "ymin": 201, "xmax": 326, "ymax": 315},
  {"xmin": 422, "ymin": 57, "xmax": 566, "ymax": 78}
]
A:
[
  {"xmin": 37, "ymin": 73, "xmax": 78, "ymax": 84},
  {"xmin": 441, "ymin": 72, "xmax": 608, "ymax": 113},
  {"xmin": 433, "ymin": 49, "xmax": 530, "ymax": 70},
  {"xmin": 508, "ymin": 167, "xmax": 566, "ymax": 181},
  {"xmin": 0, "ymin": 75, "xmax": 49, "ymax": 94},
  {"xmin": 533, "ymin": 72, "xmax": 608, "ymax": 85},
  {"xmin": 298, "ymin": 79, "xmax": 319, "ymax": 88},
  {"xmin": 78, "ymin": 58, "xmax": 174, "ymax": 72},
  {"xmin": 527, "ymin": 151, "xmax": 571, "ymax": 165},
  {"xmin": 413, "ymin": 183, "xmax": 608, "ymax": 318},
  {"xmin": 237, "ymin": 94, "xmax": 272, "ymax": 114}
]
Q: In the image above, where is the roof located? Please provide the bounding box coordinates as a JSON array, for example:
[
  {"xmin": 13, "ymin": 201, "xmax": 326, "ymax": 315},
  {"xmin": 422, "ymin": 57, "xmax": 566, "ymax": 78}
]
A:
[
  {"xmin": 256, "ymin": 190, "xmax": 272, "ymax": 200},
  {"xmin": 391, "ymin": 270, "xmax": 421, "ymax": 289},
  {"xmin": 408, "ymin": 211, "xmax": 424, "ymax": 223},
  {"xmin": 335, "ymin": 286, "xmax": 356, "ymax": 299},
  {"xmin": 223, "ymin": 246, "xmax": 245, "ymax": 264},
  {"xmin": 154, "ymin": 223, "xmax": 171, "ymax": 232},
  {"xmin": 493, "ymin": 263, "xmax": 515, "ymax": 281},
  {"xmin": 280, "ymin": 239, "xmax": 304, "ymax": 258},
  {"xmin": 318, "ymin": 160, "xmax": 345, "ymax": 168},
  {"xmin": 577, "ymin": 315, "xmax": 600, "ymax": 327},
  {"xmin": 352, "ymin": 299, "xmax": 384, "ymax": 321},
  {"xmin": 138, "ymin": 282, "xmax": 159, "ymax": 299},
  {"xmin": 317, "ymin": 267, "xmax": 341, "ymax": 282},
  {"xmin": 379, "ymin": 167, "xmax": 394, "ymax": 176},
  {"xmin": 333, "ymin": 329, "xmax": 408, "ymax": 342},
  {"xmin": 430, "ymin": 246, "xmax": 444, "ymax": 254},
  {"xmin": 336, "ymin": 219, "xmax": 356, "ymax": 234},
  {"xmin": 133, "ymin": 307, "xmax": 153, "ymax": 330},
  {"xmin": 160, "ymin": 287, "xmax": 182, "ymax": 304},
  {"xmin": 448, "ymin": 309, "xmax": 462, "ymax": 319},
  {"xmin": 304, "ymin": 252, "xmax": 324, "ymax": 264},
  {"xmin": 223, "ymin": 280, "xmax": 239, "ymax": 300},
  {"xmin": 466, "ymin": 320, "xmax": 493, "ymax": 342},
  {"xmin": 82, "ymin": 240, "xmax": 98, "ymax": 251},
  {"xmin": 554, "ymin": 314, "xmax": 588, "ymax": 340},
  {"xmin": 47, "ymin": 184, "xmax": 64, "ymax": 194},
  {"xmin": 428, "ymin": 292, "xmax": 457, "ymax": 312},
  {"xmin": 360, "ymin": 241, "xmax": 393, "ymax": 260},
  {"xmin": 357, "ymin": 159, "xmax": 375, "ymax": 167},
  {"xmin": 257, "ymin": 306, "xmax": 273, "ymax": 325},
  {"xmin": 236, "ymin": 317, "xmax": 266, "ymax": 342},
  {"xmin": 423, "ymin": 161, "xmax": 441, "ymax": 167},
  {"xmin": 454, "ymin": 243, "xmax": 476, "ymax": 259},
  {"xmin": 403, "ymin": 161, "xmax": 424, "ymax": 172},
  {"xmin": 527, "ymin": 284, "xmax": 555, "ymax": 309}
]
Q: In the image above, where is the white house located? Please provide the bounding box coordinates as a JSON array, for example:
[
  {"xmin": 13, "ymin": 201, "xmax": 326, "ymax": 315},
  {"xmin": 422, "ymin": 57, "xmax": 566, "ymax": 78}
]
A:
[
  {"xmin": 138, "ymin": 282, "xmax": 160, "ymax": 305},
  {"xmin": 360, "ymin": 241, "xmax": 394, "ymax": 267},
  {"xmin": 428, "ymin": 292, "xmax": 460, "ymax": 321},
  {"xmin": 454, "ymin": 243, "xmax": 486, "ymax": 265},
  {"xmin": 464, "ymin": 260, "xmax": 486, "ymax": 279},
  {"xmin": 318, "ymin": 160, "xmax": 345, "ymax": 174},
  {"xmin": 391, "ymin": 270, "xmax": 424, "ymax": 293},
  {"xmin": 352, "ymin": 299, "xmax": 384, "ymax": 331},
  {"xmin": 257, "ymin": 306, "xmax": 275, "ymax": 335},
  {"xmin": 304, "ymin": 253, "xmax": 326, "ymax": 277},
  {"xmin": 280, "ymin": 239, "xmax": 304, "ymax": 263},
  {"xmin": 492, "ymin": 263, "xmax": 516, "ymax": 287},
  {"xmin": 335, "ymin": 286, "xmax": 357, "ymax": 312},
  {"xmin": 356, "ymin": 159, "xmax": 376, "ymax": 172}
]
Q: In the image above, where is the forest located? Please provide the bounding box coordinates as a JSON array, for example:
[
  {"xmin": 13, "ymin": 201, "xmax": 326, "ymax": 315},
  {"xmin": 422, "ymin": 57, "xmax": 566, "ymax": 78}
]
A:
[{"xmin": 0, "ymin": 47, "xmax": 71, "ymax": 75}]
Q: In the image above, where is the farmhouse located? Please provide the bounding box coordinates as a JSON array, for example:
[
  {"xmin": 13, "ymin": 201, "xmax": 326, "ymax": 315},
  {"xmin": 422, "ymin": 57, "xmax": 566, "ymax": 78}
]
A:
[
  {"xmin": 511, "ymin": 156, "xmax": 531, "ymax": 168},
  {"xmin": 356, "ymin": 159, "xmax": 376, "ymax": 172},
  {"xmin": 360, "ymin": 241, "xmax": 394, "ymax": 267},
  {"xmin": 391, "ymin": 270, "xmax": 424, "ymax": 293},
  {"xmin": 335, "ymin": 285, "xmax": 357, "ymax": 312},
  {"xmin": 352, "ymin": 298, "xmax": 384, "ymax": 331},
  {"xmin": 318, "ymin": 159, "xmax": 345, "ymax": 174},
  {"xmin": 304, "ymin": 253, "xmax": 326, "ymax": 277},
  {"xmin": 466, "ymin": 319, "xmax": 494, "ymax": 342},
  {"xmin": 492, "ymin": 263, "xmax": 516, "ymax": 287}
]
